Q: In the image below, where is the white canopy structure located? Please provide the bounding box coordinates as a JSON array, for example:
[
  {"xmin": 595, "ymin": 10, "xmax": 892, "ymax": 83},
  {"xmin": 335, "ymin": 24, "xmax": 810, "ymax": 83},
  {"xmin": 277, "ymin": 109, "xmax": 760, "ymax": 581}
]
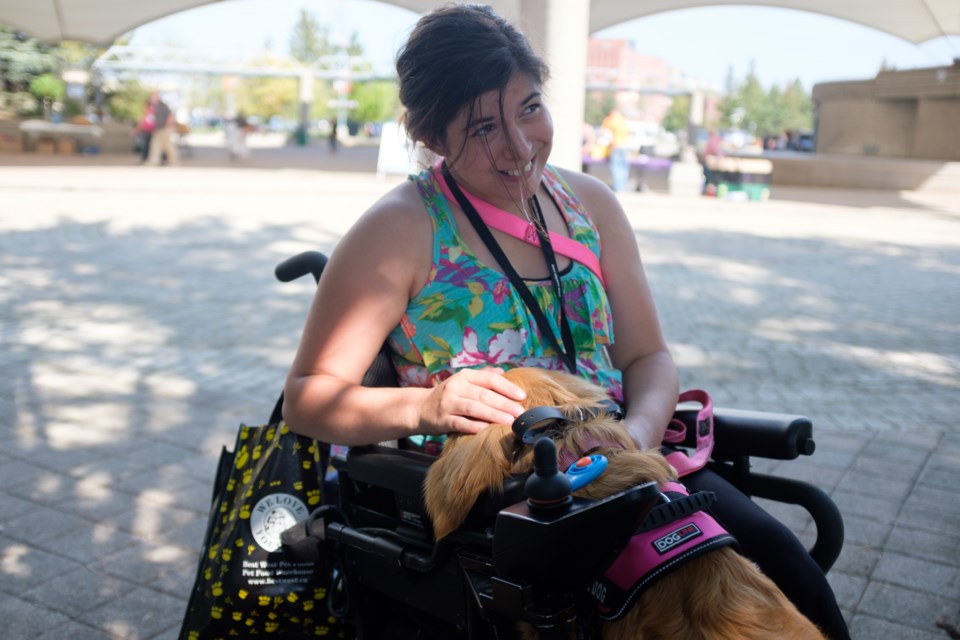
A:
[
  {"xmin": 1, "ymin": 0, "xmax": 956, "ymax": 47},
  {"xmin": 3, "ymin": 0, "xmax": 957, "ymax": 168}
]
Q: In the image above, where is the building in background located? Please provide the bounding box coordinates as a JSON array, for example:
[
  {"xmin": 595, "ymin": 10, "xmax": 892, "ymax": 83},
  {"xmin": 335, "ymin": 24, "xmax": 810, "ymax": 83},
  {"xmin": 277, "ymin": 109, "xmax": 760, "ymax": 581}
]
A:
[
  {"xmin": 812, "ymin": 62, "xmax": 960, "ymax": 161},
  {"xmin": 586, "ymin": 38, "xmax": 721, "ymax": 129}
]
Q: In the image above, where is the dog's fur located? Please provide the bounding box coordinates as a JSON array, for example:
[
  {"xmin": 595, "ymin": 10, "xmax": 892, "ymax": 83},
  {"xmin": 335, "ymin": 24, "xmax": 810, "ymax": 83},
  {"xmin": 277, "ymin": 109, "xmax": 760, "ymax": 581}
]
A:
[{"xmin": 423, "ymin": 368, "xmax": 826, "ymax": 640}]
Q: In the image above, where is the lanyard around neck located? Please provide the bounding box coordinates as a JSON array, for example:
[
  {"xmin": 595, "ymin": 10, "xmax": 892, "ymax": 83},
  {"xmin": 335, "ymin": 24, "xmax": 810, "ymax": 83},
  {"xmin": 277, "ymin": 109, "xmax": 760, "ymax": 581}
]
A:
[
  {"xmin": 441, "ymin": 167, "xmax": 577, "ymax": 374},
  {"xmin": 434, "ymin": 168, "xmax": 605, "ymax": 285}
]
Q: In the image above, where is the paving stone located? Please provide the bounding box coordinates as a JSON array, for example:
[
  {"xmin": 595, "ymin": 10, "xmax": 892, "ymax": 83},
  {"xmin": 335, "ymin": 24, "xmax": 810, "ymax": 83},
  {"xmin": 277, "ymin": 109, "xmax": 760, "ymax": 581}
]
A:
[
  {"xmin": 80, "ymin": 586, "xmax": 185, "ymax": 640},
  {"xmin": 35, "ymin": 521, "xmax": 141, "ymax": 565},
  {"xmin": 885, "ymin": 524, "xmax": 960, "ymax": 566},
  {"xmin": 0, "ymin": 539, "xmax": 86, "ymax": 594},
  {"xmin": 23, "ymin": 564, "xmax": 137, "ymax": 618},
  {"xmin": 1, "ymin": 160, "xmax": 957, "ymax": 640},
  {"xmin": 2, "ymin": 504, "xmax": 93, "ymax": 545},
  {"xmin": 858, "ymin": 581, "xmax": 959, "ymax": 633},
  {"xmin": 872, "ymin": 551, "xmax": 960, "ymax": 597},
  {"xmin": 831, "ymin": 543, "xmax": 881, "ymax": 577},
  {"xmin": 831, "ymin": 490, "xmax": 901, "ymax": 525},
  {"xmin": 0, "ymin": 594, "xmax": 73, "ymax": 638},
  {"xmin": 848, "ymin": 613, "xmax": 949, "ymax": 639},
  {"xmin": 37, "ymin": 620, "xmax": 114, "ymax": 640}
]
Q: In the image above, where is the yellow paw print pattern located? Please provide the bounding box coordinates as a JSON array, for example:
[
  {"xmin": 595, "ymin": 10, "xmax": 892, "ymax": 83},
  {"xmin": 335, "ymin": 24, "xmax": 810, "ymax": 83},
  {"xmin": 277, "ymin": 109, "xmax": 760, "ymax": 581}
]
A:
[
  {"xmin": 234, "ymin": 446, "xmax": 249, "ymax": 469},
  {"xmin": 306, "ymin": 489, "xmax": 320, "ymax": 505},
  {"xmin": 210, "ymin": 606, "xmax": 223, "ymax": 620}
]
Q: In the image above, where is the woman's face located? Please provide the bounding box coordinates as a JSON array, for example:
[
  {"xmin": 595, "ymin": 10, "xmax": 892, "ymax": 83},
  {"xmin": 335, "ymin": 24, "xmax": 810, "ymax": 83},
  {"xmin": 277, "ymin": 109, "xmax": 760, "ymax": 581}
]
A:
[{"xmin": 439, "ymin": 73, "xmax": 553, "ymax": 210}]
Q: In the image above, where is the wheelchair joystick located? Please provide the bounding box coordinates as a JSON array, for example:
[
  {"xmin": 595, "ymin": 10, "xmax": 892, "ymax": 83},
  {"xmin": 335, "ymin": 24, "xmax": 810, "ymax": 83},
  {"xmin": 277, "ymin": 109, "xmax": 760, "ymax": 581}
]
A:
[{"xmin": 524, "ymin": 438, "xmax": 573, "ymax": 510}]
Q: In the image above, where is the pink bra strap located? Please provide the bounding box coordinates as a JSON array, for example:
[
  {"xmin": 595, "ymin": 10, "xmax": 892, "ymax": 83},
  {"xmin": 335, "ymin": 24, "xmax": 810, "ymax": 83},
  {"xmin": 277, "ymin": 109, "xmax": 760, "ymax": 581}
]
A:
[{"xmin": 435, "ymin": 171, "xmax": 605, "ymax": 286}]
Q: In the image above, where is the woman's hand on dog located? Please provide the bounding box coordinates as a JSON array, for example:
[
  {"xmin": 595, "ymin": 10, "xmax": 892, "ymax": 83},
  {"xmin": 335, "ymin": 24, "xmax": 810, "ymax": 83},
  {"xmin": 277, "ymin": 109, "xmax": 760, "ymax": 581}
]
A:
[{"xmin": 418, "ymin": 368, "xmax": 527, "ymax": 436}]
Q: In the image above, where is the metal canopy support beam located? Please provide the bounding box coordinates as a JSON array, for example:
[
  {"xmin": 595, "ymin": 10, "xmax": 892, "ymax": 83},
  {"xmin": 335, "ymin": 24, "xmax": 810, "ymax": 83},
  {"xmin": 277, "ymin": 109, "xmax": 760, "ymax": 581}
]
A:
[{"xmin": 515, "ymin": 0, "xmax": 591, "ymax": 171}]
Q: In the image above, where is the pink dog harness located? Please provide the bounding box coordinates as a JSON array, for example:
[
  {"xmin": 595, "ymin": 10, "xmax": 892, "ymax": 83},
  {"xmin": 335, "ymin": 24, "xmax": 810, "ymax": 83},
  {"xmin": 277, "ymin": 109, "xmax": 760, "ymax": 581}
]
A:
[
  {"xmin": 590, "ymin": 481, "xmax": 738, "ymax": 621},
  {"xmin": 662, "ymin": 389, "xmax": 715, "ymax": 477},
  {"xmin": 511, "ymin": 392, "xmax": 737, "ymax": 621}
]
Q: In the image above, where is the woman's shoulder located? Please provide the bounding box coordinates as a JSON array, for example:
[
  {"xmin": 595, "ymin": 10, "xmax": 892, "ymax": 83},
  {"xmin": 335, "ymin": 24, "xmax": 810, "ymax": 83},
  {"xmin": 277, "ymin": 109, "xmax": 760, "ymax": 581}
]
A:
[
  {"xmin": 336, "ymin": 179, "xmax": 432, "ymax": 263},
  {"xmin": 550, "ymin": 165, "xmax": 613, "ymax": 198},
  {"xmin": 355, "ymin": 178, "xmax": 428, "ymax": 230},
  {"xmin": 548, "ymin": 165, "xmax": 624, "ymax": 223}
]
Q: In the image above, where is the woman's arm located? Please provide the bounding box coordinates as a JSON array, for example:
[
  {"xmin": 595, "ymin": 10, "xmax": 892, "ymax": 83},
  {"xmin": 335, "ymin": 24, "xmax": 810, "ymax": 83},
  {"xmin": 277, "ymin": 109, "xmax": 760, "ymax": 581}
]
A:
[
  {"xmin": 558, "ymin": 169, "xmax": 680, "ymax": 450},
  {"xmin": 282, "ymin": 183, "xmax": 526, "ymax": 445}
]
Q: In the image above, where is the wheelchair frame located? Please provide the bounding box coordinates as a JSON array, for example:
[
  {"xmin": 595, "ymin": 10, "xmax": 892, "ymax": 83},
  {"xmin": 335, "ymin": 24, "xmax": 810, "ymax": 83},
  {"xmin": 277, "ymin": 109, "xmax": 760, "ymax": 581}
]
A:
[{"xmin": 276, "ymin": 250, "xmax": 845, "ymax": 639}]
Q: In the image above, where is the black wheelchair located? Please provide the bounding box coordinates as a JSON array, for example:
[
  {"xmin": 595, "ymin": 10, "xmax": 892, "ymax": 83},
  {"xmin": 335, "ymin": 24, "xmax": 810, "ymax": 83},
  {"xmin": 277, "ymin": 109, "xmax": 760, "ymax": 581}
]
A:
[{"xmin": 275, "ymin": 251, "xmax": 844, "ymax": 639}]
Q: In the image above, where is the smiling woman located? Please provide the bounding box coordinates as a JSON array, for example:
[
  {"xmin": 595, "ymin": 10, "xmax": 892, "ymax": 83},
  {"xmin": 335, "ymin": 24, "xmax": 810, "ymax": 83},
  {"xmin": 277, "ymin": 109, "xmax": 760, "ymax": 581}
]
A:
[{"xmin": 278, "ymin": 6, "xmax": 850, "ymax": 637}]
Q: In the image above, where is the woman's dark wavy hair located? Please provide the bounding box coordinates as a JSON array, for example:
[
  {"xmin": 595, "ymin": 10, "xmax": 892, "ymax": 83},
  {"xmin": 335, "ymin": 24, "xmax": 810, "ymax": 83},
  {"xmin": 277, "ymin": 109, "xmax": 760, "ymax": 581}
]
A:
[{"xmin": 395, "ymin": 3, "xmax": 550, "ymax": 154}]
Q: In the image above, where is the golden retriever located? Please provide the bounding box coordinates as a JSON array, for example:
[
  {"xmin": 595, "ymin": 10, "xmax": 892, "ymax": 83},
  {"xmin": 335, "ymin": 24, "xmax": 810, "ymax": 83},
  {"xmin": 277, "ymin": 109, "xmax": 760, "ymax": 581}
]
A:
[{"xmin": 423, "ymin": 367, "xmax": 826, "ymax": 640}]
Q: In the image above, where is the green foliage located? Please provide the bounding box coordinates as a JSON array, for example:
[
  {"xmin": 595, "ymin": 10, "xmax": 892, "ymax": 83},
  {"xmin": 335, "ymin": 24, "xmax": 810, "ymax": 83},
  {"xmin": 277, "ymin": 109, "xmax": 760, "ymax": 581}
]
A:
[
  {"xmin": 583, "ymin": 91, "xmax": 615, "ymax": 126},
  {"xmin": 104, "ymin": 79, "xmax": 151, "ymax": 123},
  {"xmin": 0, "ymin": 26, "xmax": 58, "ymax": 91},
  {"xmin": 289, "ymin": 9, "xmax": 329, "ymax": 64},
  {"xmin": 29, "ymin": 73, "xmax": 64, "ymax": 100},
  {"xmin": 716, "ymin": 61, "xmax": 813, "ymax": 136},
  {"xmin": 237, "ymin": 75, "xmax": 299, "ymax": 121},
  {"xmin": 350, "ymin": 81, "xmax": 399, "ymax": 124},
  {"xmin": 662, "ymin": 95, "xmax": 690, "ymax": 132}
]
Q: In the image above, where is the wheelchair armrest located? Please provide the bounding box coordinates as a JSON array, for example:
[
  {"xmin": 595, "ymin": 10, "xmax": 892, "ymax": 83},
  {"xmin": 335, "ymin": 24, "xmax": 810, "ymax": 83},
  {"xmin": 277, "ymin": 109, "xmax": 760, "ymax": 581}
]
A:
[{"xmin": 672, "ymin": 407, "xmax": 815, "ymax": 461}]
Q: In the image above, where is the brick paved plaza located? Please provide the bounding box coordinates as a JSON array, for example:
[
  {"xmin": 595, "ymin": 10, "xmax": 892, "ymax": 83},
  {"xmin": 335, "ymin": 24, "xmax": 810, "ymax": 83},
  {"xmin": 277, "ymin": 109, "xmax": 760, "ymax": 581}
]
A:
[{"xmin": 0, "ymin": 145, "xmax": 958, "ymax": 638}]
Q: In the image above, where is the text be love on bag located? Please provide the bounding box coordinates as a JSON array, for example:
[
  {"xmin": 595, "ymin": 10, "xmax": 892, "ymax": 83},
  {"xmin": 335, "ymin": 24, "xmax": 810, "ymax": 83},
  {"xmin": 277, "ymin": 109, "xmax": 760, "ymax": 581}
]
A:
[{"xmin": 178, "ymin": 415, "xmax": 351, "ymax": 639}]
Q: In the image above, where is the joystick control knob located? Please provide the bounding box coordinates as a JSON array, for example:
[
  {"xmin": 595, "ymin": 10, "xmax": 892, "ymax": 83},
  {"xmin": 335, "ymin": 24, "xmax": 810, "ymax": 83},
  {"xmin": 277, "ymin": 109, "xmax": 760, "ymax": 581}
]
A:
[{"xmin": 525, "ymin": 438, "xmax": 573, "ymax": 510}]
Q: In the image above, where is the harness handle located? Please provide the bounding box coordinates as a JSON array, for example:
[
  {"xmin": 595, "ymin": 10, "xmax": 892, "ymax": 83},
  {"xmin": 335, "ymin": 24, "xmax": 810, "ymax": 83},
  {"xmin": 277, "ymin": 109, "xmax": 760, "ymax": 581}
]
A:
[{"xmin": 663, "ymin": 389, "xmax": 714, "ymax": 477}]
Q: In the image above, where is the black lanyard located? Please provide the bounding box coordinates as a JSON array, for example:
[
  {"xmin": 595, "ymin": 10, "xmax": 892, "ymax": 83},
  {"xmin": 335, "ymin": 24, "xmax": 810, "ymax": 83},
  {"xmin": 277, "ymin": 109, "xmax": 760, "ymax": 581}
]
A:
[{"xmin": 441, "ymin": 168, "xmax": 577, "ymax": 374}]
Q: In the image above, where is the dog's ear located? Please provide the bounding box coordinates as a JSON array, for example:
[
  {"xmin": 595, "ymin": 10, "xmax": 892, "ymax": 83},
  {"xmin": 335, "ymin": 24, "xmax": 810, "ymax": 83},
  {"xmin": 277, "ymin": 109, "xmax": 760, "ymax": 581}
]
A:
[{"xmin": 423, "ymin": 423, "xmax": 516, "ymax": 539}]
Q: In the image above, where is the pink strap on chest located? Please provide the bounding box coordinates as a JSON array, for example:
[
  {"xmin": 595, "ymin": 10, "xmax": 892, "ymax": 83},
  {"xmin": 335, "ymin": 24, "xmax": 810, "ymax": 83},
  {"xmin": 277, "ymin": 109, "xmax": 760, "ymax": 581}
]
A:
[{"xmin": 434, "ymin": 170, "xmax": 605, "ymax": 286}]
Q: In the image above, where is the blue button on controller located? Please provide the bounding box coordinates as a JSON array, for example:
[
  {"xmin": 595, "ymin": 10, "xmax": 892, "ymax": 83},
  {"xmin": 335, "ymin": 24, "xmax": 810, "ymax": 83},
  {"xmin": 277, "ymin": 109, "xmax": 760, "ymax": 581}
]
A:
[{"xmin": 565, "ymin": 454, "xmax": 608, "ymax": 491}]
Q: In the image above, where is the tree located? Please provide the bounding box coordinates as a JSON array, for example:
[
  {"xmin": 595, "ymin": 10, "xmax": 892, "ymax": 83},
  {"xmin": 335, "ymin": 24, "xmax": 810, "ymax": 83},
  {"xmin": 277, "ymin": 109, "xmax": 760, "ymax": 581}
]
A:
[
  {"xmin": 350, "ymin": 80, "xmax": 399, "ymax": 125},
  {"xmin": 715, "ymin": 65, "xmax": 813, "ymax": 137},
  {"xmin": 29, "ymin": 73, "xmax": 64, "ymax": 100},
  {"xmin": 583, "ymin": 91, "xmax": 615, "ymax": 126},
  {"xmin": 289, "ymin": 9, "xmax": 329, "ymax": 64},
  {"xmin": 103, "ymin": 79, "xmax": 151, "ymax": 123},
  {"xmin": 661, "ymin": 95, "xmax": 690, "ymax": 133},
  {"xmin": 0, "ymin": 27, "xmax": 57, "ymax": 92},
  {"xmin": 238, "ymin": 77, "xmax": 299, "ymax": 121}
]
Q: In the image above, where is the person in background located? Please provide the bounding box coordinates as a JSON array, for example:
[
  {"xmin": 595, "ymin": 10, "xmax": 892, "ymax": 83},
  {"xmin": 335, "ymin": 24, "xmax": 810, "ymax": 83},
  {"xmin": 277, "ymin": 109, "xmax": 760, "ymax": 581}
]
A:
[
  {"xmin": 226, "ymin": 111, "xmax": 250, "ymax": 160},
  {"xmin": 701, "ymin": 128, "xmax": 724, "ymax": 193},
  {"xmin": 135, "ymin": 98, "xmax": 155, "ymax": 164},
  {"xmin": 282, "ymin": 5, "xmax": 849, "ymax": 638},
  {"xmin": 146, "ymin": 92, "xmax": 178, "ymax": 166},
  {"xmin": 600, "ymin": 107, "xmax": 630, "ymax": 192}
]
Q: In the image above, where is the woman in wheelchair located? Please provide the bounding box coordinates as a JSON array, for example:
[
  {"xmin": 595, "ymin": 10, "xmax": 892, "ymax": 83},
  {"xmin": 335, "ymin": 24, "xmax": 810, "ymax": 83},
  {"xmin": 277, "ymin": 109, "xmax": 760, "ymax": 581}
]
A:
[{"xmin": 282, "ymin": 4, "xmax": 848, "ymax": 639}]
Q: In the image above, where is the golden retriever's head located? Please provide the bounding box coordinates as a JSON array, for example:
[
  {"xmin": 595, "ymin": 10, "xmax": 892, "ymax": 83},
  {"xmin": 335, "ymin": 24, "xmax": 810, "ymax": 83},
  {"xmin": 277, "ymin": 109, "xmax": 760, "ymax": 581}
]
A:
[{"xmin": 423, "ymin": 368, "xmax": 676, "ymax": 539}]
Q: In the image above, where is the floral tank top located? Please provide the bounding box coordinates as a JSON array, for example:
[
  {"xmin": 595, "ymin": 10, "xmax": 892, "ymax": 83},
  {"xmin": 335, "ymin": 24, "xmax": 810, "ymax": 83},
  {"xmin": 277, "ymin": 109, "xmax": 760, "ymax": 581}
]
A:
[{"xmin": 386, "ymin": 165, "xmax": 624, "ymax": 404}]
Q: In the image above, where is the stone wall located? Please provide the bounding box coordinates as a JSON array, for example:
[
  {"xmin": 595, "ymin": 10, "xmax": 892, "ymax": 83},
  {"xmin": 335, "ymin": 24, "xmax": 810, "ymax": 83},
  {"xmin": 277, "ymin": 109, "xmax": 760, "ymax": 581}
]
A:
[{"xmin": 813, "ymin": 64, "xmax": 960, "ymax": 161}]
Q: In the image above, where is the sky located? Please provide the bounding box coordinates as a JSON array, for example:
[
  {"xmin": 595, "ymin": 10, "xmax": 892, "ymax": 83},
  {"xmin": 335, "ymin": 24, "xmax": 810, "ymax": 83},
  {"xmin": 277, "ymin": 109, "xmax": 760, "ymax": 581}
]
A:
[{"xmin": 128, "ymin": 0, "xmax": 960, "ymax": 92}]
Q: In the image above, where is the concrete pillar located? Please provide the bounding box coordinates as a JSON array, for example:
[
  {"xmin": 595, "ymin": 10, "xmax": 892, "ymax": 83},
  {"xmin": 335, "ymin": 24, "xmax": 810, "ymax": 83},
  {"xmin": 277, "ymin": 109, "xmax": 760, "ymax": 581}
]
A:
[
  {"xmin": 516, "ymin": 0, "xmax": 590, "ymax": 171},
  {"xmin": 298, "ymin": 67, "xmax": 314, "ymax": 146},
  {"xmin": 688, "ymin": 89, "xmax": 705, "ymax": 127}
]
